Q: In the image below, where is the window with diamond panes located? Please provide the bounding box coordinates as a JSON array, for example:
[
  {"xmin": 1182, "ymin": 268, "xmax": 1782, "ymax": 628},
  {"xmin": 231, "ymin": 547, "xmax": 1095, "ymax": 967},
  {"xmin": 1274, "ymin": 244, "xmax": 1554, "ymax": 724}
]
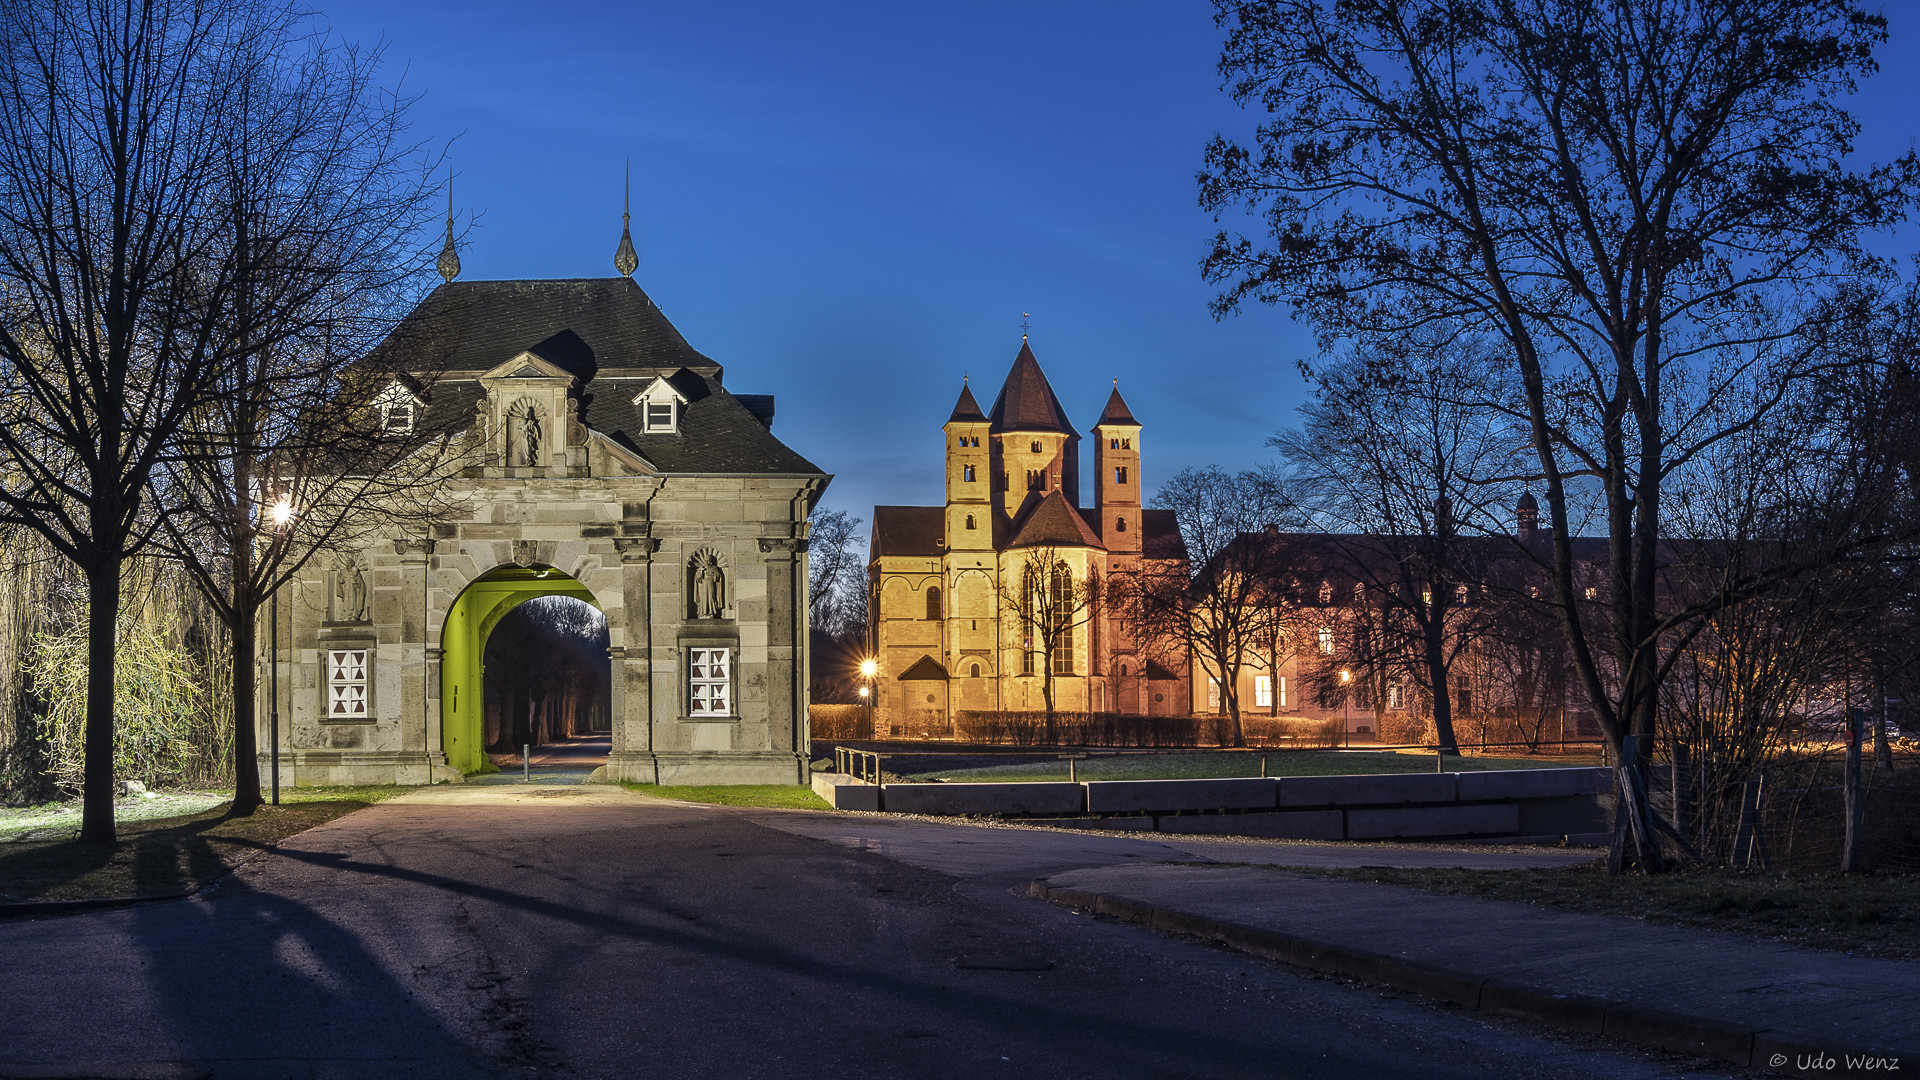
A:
[
  {"xmin": 689, "ymin": 647, "xmax": 732, "ymax": 716},
  {"xmin": 327, "ymin": 649, "xmax": 369, "ymax": 719}
]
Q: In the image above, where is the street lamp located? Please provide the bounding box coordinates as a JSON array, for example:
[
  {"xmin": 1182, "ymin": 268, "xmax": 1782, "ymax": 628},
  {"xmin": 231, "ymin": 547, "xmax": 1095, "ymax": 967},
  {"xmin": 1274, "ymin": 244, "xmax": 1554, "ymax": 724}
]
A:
[
  {"xmin": 1339, "ymin": 668, "xmax": 1352, "ymax": 750},
  {"xmin": 267, "ymin": 493, "xmax": 294, "ymax": 805},
  {"xmin": 859, "ymin": 658, "xmax": 878, "ymax": 741}
]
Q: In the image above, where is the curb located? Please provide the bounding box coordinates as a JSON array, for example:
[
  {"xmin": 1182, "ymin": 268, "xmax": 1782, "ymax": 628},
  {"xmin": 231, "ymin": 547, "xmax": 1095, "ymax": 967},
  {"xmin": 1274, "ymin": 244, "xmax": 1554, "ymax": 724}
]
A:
[
  {"xmin": 0, "ymin": 882, "xmax": 207, "ymax": 920},
  {"xmin": 1027, "ymin": 880, "xmax": 1914, "ymax": 1079}
]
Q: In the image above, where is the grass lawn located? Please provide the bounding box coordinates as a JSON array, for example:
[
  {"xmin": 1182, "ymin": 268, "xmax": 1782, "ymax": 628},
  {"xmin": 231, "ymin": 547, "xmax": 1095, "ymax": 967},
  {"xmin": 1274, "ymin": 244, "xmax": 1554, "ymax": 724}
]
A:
[
  {"xmin": 1311, "ymin": 863, "xmax": 1920, "ymax": 960},
  {"xmin": 908, "ymin": 749, "xmax": 1599, "ymax": 783},
  {"xmin": 0, "ymin": 786, "xmax": 407, "ymax": 906},
  {"xmin": 623, "ymin": 783, "xmax": 830, "ymax": 809}
]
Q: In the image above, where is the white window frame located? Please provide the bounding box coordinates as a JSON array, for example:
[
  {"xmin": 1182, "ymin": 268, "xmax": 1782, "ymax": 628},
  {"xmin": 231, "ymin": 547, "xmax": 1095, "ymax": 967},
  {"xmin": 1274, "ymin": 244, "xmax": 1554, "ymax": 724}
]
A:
[
  {"xmin": 633, "ymin": 377, "xmax": 689, "ymax": 435},
  {"xmin": 1254, "ymin": 675, "xmax": 1272, "ymax": 708},
  {"xmin": 1388, "ymin": 681, "xmax": 1403, "ymax": 710},
  {"xmin": 1278, "ymin": 675, "xmax": 1289, "ymax": 709},
  {"xmin": 373, "ymin": 382, "xmax": 422, "ymax": 435},
  {"xmin": 688, "ymin": 647, "xmax": 732, "ymax": 716},
  {"xmin": 1207, "ymin": 677, "xmax": 1221, "ymax": 709},
  {"xmin": 1317, "ymin": 627, "xmax": 1335, "ymax": 655},
  {"xmin": 327, "ymin": 648, "xmax": 370, "ymax": 720}
]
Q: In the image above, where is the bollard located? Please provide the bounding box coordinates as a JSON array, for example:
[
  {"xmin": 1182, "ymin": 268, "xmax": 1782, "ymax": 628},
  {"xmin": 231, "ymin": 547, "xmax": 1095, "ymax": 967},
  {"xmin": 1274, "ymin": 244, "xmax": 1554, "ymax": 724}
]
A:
[{"xmin": 523, "ymin": 744, "xmax": 530, "ymax": 782}]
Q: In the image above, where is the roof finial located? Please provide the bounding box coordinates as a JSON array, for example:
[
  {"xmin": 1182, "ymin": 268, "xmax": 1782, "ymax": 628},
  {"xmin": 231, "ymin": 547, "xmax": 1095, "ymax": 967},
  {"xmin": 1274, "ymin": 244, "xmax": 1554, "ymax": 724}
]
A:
[
  {"xmin": 435, "ymin": 182, "xmax": 461, "ymax": 284},
  {"xmin": 1020, "ymin": 312, "xmax": 1031, "ymax": 340},
  {"xmin": 614, "ymin": 159, "xmax": 639, "ymax": 278}
]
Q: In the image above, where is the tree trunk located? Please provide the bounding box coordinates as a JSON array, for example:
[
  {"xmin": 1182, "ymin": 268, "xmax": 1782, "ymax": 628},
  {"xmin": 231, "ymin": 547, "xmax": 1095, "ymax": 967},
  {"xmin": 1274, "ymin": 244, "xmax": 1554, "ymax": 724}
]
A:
[
  {"xmin": 1425, "ymin": 619, "xmax": 1460, "ymax": 757},
  {"xmin": 229, "ymin": 606, "xmax": 261, "ymax": 814},
  {"xmin": 80, "ymin": 558, "xmax": 119, "ymax": 844}
]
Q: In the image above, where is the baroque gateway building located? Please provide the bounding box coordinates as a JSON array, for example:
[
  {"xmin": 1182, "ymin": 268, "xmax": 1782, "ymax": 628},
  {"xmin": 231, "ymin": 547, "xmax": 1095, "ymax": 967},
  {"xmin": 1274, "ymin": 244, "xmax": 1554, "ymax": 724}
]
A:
[
  {"xmin": 264, "ymin": 252, "xmax": 827, "ymax": 787},
  {"xmin": 867, "ymin": 343, "xmax": 1190, "ymax": 734}
]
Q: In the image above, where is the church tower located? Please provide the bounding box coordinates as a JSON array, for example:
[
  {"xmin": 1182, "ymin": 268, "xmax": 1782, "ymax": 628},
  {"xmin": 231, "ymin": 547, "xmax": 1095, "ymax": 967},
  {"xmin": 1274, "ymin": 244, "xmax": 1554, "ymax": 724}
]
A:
[
  {"xmin": 944, "ymin": 379, "xmax": 991, "ymax": 551},
  {"xmin": 987, "ymin": 341, "xmax": 1079, "ymax": 526},
  {"xmin": 1093, "ymin": 384, "xmax": 1141, "ymax": 554}
]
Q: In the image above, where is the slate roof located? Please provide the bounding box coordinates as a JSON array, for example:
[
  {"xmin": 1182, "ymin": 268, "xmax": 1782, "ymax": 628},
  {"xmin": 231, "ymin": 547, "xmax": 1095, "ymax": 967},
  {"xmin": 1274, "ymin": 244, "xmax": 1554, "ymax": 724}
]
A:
[
  {"xmin": 872, "ymin": 506, "xmax": 947, "ymax": 557},
  {"xmin": 1008, "ymin": 490, "xmax": 1104, "ymax": 549},
  {"xmin": 948, "ymin": 382, "xmax": 987, "ymax": 423},
  {"xmin": 988, "ymin": 342, "xmax": 1075, "ymax": 435},
  {"xmin": 1095, "ymin": 385, "xmax": 1139, "ymax": 427},
  {"xmin": 897, "ymin": 655, "xmax": 951, "ymax": 681},
  {"xmin": 370, "ymin": 278, "xmax": 715, "ymax": 377},
  {"xmin": 373, "ymin": 277, "xmax": 823, "ymax": 477}
]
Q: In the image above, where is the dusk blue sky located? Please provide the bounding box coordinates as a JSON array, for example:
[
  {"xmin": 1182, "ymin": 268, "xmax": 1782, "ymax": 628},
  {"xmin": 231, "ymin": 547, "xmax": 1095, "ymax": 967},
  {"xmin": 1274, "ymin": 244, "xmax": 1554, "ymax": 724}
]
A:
[{"xmin": 320, "ymin": 0, "xmax": 1920, "ymax": 535}]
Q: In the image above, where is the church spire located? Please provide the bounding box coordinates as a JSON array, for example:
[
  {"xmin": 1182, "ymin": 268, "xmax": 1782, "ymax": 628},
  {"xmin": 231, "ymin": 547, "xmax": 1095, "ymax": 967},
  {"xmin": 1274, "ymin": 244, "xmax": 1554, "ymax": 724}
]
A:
[
  {"xmin": 435, "ymin": 183, "xmax": 461, "ymax": 284},
  {"xmin": 614, "ymin": 159, "xmax": 638, "ymax": 278}
]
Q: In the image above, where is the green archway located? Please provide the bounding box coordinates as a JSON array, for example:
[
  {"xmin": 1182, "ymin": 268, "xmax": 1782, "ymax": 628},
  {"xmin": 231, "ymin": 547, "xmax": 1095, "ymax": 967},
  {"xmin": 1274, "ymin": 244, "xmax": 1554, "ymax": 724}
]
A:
[{"xmin": 441, "ymin": 566, "xmax": 600, "ymax": 775}]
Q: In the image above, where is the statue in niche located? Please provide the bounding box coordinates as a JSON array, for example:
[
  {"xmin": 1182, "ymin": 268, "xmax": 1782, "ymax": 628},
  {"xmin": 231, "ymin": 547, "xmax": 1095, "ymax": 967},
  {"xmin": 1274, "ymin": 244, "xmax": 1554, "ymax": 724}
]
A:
[
  {"xmin": 691, "ymin": 551, "xmax": 726, "ymax": 619},
  {"xmin": 518, "ymin": 405, "xmax": 542, "ymax": 466},
  {"xmin": 331, "ymin": 555, "xmax": 370, "ymax": 622}
]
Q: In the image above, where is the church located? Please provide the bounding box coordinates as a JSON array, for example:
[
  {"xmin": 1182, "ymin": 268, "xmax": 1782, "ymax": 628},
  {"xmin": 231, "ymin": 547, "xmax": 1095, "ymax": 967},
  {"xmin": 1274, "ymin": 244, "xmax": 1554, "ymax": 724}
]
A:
[
  {"xmin": 867, "ymin": 343, "xmax": 1190, "ymax": 735},
  {"xmin": 262, "ymin": 212, "xmax": 827, "ymax": 788}
]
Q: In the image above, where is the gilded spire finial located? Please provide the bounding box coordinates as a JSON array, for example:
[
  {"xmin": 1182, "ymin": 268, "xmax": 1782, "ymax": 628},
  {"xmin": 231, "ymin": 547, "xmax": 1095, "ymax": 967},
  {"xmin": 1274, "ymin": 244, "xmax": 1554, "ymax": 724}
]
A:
[
  {"xmin": 614, "ymin": 159, "xmax": 638, "ymax": 278},
  {"xmin": 1020, "ymin": 312, "xmax": 1031, "ymax": 340},
  {"xmin": 435, "ymin": 183, "xmax": 461, "ymax": 284}
]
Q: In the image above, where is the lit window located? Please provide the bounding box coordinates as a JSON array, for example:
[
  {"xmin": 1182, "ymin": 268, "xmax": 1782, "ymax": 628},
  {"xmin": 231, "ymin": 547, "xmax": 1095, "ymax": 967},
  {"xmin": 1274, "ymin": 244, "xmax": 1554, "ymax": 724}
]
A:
[
  {"xmin": 327, "ymin": 649, "xmax": 369, "ymax": 719},
  {"xmin": 1388, "ymin": 681, "xmax": 1403, "ymax": 710},
  {"xmin": 1278, "ymin": 676, "xmax": 1289, "ymax": 708},
  {"xmin": 1319, "ymin": 581, "xmax": 1333, "ymax": 603},
  {"xmin": 1455, "ymin": 583, "xmax": 1469, "ymax": 604},
  {"xmin": 1255, "ymin": 675, "xmax": 1272, "ymax": 707},
  {"xmin": 1584, "ymin": 586, "xmax": 1597, "ymax": 600},
  {"xmin": 1317, "ymin": 627, "xmax": 1334, "ymax": 655},
  {"xmin": 688, "ymin": 648, "xmax": 732, "ymax": 716},
  {"xmin": 1208, "ymin": 678, "xmax": 1221, "ymax": 709}
]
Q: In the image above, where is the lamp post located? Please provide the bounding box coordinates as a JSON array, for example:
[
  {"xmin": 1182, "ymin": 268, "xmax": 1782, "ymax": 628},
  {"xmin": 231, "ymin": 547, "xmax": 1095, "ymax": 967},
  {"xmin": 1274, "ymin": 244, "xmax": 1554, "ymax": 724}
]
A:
[
  {"xmin": 860, "ymin": 658, "xmax": 878, "ymax": 740},
  {"xmin": 268, "ymin": 494, "xmax": 294, "ymax": 805},
  {"xmin": 1339, "ymin": 668, "xmax": 1352, "ymax": 750}
]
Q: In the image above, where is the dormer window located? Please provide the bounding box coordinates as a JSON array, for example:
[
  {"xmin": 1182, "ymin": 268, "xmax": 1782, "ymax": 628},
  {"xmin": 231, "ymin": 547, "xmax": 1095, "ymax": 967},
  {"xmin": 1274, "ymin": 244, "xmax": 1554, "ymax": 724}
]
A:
[
  {"xmin": 633, "ymin": 376, "xmax": 688, "ymax": 435},
  {"xmin": 373, "ymin": 381, "xmax": 422, "ymax": 435}
]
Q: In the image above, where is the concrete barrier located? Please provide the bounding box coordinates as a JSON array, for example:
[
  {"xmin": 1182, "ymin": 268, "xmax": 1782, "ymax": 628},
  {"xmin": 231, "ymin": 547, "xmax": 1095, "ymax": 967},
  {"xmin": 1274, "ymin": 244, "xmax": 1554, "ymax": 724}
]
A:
[
  {"xmin": 1156, "ymin": 810, "xmax": 1345, "ymax": 840},
  {"xmin": 1279, "ymin": 772, "xmax": 1457, "ymax": 807},
  {"xmin": 1456, "ymin": 767, "xmax": 1610, "ymax": 801},
  {"xmin": 1516, "ymin": 794, "xmax": 1609, "ymax": 836},
  {"xmin": 1084, "ymin": 778, "xmax": 1278, "ymax": 814},
  {"xmin": 1347, "ymin": 803, "xmax": 1520, "ymax": 839},
  {"xmin": 811, "ymin": 772, "xmax": 880, "ymax": 811},
  {"xmin": 881, "ymin": 782, "xmax": 1084, "ymax": 816}
]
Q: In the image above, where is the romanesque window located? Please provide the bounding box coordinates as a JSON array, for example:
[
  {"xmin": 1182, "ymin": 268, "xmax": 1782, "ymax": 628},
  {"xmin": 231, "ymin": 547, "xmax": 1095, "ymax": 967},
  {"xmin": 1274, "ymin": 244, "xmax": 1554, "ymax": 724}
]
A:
[
  {"xmin": 963, "ymin": 465, "xmax": 976, "ymax": 482},
  {"xmin": 1114, "ymin": 466, "xmax": 1128, "ymax": 484},
  {"xmin": 1317, "ymin": 627, "xmax": 1334, "ymax": 655},
  {"xmin": 1026, "ymin": 470, "xmax": 1044, "ymax": 490},
  {"xmin": 1030, "ymin": 440, "xmax": 1042, "ymax": 453},
  {"xmin": 688, "ymin": 648, "xmax": 731, "ymax": 716},
  {"xmin": 327, "ymin": 649, "xmax": 369, "ymax": 720},
  {"xmin": 969, "ymin": 663, "xmax": 980, "ymax": 678},
  {"xmin": 1114, "ymin": 517, "xmax": 1126, "ymax": 532},
  {"xmin": 965, "ymin": 514, "xmax": 976, "ymax": 530},
  {"xmin": 925, "ymin": 586, "xmax": 941, "ymax": 621}
]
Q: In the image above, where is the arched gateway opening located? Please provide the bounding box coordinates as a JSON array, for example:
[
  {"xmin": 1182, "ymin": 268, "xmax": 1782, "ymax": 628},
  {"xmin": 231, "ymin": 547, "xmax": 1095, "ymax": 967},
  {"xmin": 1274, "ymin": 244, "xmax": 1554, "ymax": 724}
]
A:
[{"xmin": 440, "ymin": 566, "xmax": 608, "ymax": 775}]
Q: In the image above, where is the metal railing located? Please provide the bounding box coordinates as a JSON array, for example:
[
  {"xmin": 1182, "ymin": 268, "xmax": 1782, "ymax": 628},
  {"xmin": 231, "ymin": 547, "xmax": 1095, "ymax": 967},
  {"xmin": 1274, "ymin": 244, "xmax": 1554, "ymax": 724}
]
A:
[{"xmin": 834, "ymin": 746, "xmax": 883, "ymax": 784}]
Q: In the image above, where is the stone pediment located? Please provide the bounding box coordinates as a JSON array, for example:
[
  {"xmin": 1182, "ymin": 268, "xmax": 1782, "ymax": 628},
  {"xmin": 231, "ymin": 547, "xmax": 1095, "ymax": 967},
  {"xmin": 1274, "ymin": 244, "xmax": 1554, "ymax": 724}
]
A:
[{"xmin": 481, "ymin": 351, "xmax": 575, "ymax": 385}]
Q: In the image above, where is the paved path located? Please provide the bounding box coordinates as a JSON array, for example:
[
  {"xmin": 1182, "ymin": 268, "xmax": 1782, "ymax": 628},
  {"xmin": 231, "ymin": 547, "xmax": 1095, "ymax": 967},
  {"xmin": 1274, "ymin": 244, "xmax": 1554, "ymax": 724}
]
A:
[{"xmin": 0, "ymin": 786, "xmax": 1734, "ymax": 1080}]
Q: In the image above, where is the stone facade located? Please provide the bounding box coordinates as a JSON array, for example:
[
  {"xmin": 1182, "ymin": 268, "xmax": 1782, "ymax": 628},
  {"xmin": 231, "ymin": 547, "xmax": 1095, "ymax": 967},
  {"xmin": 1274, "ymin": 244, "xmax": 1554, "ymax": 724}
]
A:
[
  {"xmin": 263, "ymin": 276, "xmax": 826, "ymax": 787},
  {"xmin": 867, "ymin": 342, "xmax": 1190, "ymax": 734}
]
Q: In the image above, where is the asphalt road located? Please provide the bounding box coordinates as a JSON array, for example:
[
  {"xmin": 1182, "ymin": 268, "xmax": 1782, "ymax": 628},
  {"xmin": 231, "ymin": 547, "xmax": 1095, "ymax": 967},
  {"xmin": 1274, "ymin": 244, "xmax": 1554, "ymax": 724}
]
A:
[{"xmin": 0, "ymin": 787, "xmax": 1735, "ymax": 1080}]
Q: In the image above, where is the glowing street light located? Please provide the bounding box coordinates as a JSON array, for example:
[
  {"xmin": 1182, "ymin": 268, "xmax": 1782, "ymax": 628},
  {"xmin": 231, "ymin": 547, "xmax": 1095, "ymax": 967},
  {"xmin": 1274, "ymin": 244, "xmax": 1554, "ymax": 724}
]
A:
[
  {"xmin": 1339, "ymin": 669, "xmax": 1352, "ymax": 749},
  {"xmin": 859, "ymin": 658, "xmax": 878, "ymax": 740},
  {"xmin": 266, "ymin": 491, "xmax": 296, "ymax": 805}
]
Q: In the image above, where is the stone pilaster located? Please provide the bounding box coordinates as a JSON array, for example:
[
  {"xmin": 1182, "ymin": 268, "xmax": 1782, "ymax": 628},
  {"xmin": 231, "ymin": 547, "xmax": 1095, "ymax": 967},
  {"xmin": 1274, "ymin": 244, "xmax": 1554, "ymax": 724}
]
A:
[{"xmin": 605, "ymin": 534, "xmax": 658, "ymax": 783}]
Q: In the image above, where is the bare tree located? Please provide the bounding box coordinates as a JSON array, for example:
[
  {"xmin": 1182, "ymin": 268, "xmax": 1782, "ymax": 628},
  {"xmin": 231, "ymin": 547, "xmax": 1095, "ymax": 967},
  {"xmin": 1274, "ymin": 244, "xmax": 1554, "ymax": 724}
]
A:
[
  {"xmin": 1136, "ymin": 466, "xmax": 1294, "ymax": 747},
  {"xmin": 0, "ymin": 0, "xmax": 357, "ymax": 841},
  {"xmin": 807, "ymin": 507, "xmax": 866, "ymax": 642},
  {"xmin": 998, "ymin": 545, "xmax": 1097, "ymax": 734},
  {"xmin": 149, "ymin": 27, "xmax": 447, "ymax": 814},
  {"xmin": 1201, "ymin": 0, "xmax": 1915, "ymax": 868},
  {"xmin": 1273, "ymin": 337, "xmax": 1526, "ymax": 755}
]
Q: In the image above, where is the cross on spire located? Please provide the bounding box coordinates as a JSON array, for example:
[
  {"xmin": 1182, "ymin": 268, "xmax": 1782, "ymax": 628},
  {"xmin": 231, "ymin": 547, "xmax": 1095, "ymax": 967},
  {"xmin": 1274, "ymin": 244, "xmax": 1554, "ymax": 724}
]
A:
[{"xmin": 1020, "ymin": 312, "xmax": 1031, "ymax": 340}]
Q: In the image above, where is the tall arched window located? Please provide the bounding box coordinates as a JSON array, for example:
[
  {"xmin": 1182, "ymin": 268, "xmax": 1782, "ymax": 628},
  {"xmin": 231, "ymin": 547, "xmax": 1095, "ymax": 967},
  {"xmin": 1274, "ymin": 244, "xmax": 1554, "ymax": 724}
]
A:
[
  {"xmin": 925, "ymin": 585, "xmax": 942, "ymax": 621},
  {"xmin": 965, "ymin": 514, "xmax": 977, "ymax": 530},
  {"xmin": 1115, "ymin": 517, "xmax": 1126, "ymax": 533}
]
